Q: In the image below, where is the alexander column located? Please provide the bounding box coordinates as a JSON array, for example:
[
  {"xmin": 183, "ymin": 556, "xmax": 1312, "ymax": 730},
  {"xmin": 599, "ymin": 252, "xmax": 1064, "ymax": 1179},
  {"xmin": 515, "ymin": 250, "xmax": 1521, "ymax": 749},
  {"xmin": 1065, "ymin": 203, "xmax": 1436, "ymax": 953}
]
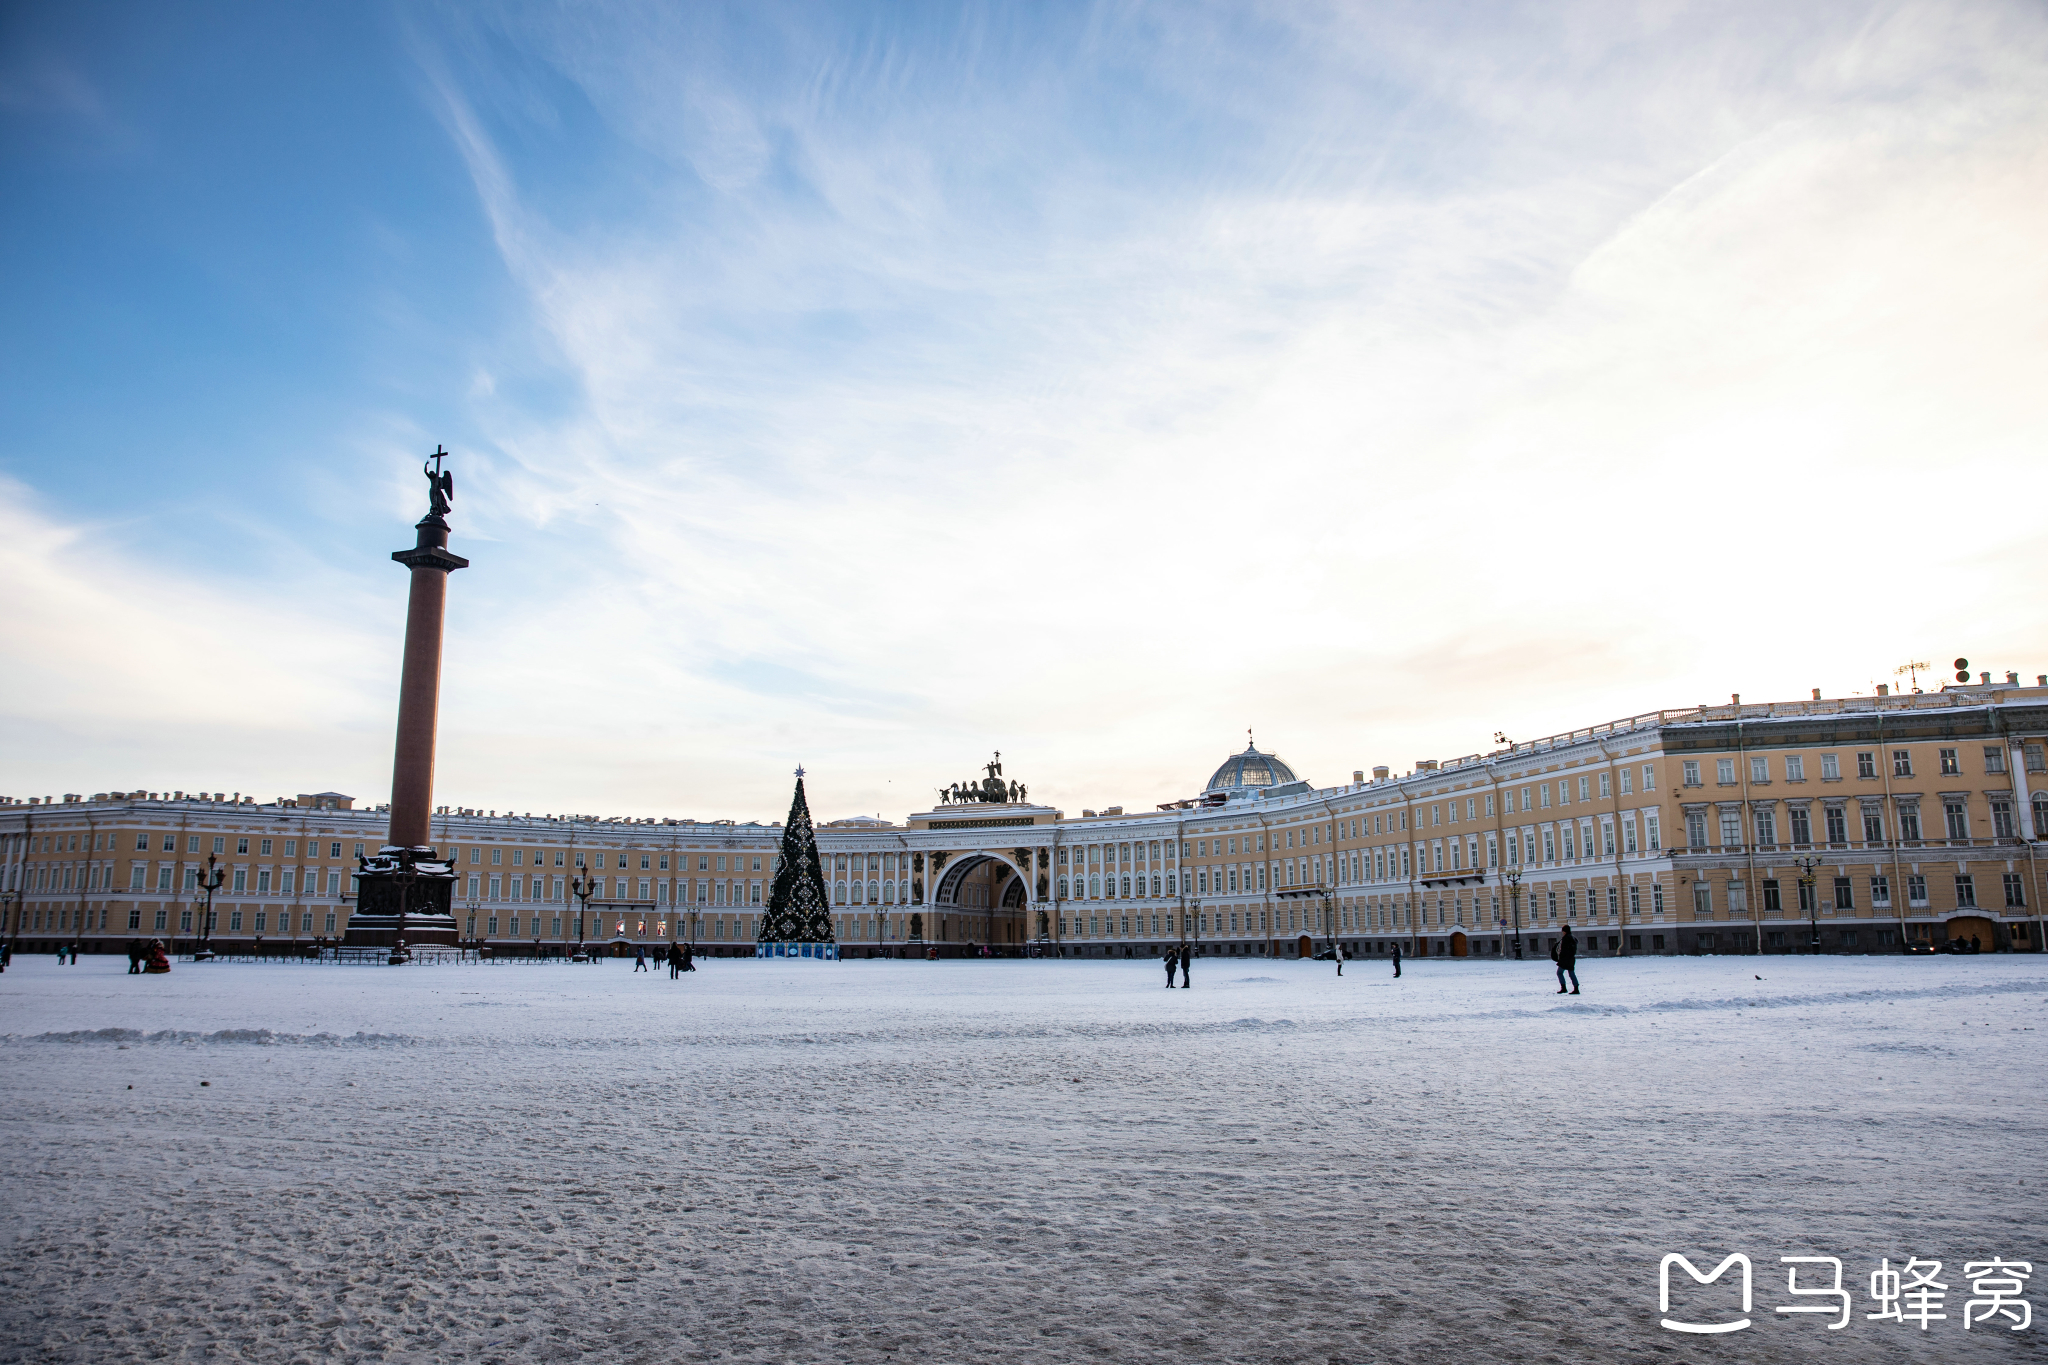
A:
[{"xmin": 343, "ymin": 448, "xmax": 469, "ymax": 956}]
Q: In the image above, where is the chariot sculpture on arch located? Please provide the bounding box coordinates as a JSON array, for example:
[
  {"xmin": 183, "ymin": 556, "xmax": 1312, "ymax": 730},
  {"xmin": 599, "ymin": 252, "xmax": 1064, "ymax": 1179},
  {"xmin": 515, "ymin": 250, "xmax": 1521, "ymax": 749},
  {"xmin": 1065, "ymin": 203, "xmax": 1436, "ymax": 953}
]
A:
[{"xmin": 934, "ymin": 752, "xmax": 1027, "ymax": 805}]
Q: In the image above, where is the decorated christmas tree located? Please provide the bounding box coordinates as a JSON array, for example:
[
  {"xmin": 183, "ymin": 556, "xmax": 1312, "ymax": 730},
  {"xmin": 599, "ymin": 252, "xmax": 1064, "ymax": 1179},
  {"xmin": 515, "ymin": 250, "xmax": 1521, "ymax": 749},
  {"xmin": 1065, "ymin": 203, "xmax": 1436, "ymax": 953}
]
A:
[{"xmin": 759, "ymin": 769, "xmax": 835, "ymax": 943}]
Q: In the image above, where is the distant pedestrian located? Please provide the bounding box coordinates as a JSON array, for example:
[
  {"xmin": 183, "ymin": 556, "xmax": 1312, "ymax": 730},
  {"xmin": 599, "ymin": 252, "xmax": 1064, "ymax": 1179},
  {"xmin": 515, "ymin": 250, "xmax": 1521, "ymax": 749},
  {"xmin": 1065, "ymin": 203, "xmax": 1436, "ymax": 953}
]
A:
[
  {"xmin": 633, "ymin": 947, "xmax": 648, "ymax": 972},
  {"xmin": 1335, "ymin": 946, "xmax": 1343, "ymax": 977},
  {"xmin": 682, "ymin": 942, "xmax": 696, "ymax": 972},
  {"xmin": 1554, "ymin": 925, "xmax": 1580, "ymax": 995},
  {"xmin": 128, "ymin": 940, "xmax": 143, "ymax": 974},
  {"xmin": 1164, "ymin": 948, "xmax": 1178, "ymax": 989},
  {"xmin": 1179, "ymin": 947, "xmax": 1191, "ymax": 989},
  {"xmin": 1391, "ymin": 943, "xmax": 1402, "ymax": 978}
]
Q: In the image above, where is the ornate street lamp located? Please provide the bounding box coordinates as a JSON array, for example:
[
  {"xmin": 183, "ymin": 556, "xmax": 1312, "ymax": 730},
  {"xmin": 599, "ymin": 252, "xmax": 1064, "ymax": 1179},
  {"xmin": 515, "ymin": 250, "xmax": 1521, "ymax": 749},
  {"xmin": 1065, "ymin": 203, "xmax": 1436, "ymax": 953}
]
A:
[
  {"xmin": 570, "ymin": 869, "xmax": 598, "ymax": 961},
  {"xmin": 1795, "ymin": 855, "xmax": 1823, "ymax": 955},
  {"xmin": 192, "ymin": 853, "xmax": 226, "ymax": 962},
  {"xmin": 1504, "ymin": 865, "xmax": 1525, "ymax": 961}
]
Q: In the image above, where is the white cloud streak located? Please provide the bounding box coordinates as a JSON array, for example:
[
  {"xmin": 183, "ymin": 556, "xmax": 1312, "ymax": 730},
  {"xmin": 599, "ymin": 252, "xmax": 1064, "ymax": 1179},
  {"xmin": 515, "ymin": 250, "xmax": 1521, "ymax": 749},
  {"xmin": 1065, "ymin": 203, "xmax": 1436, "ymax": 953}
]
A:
[{"xmin": 7, "ymin": 0, "xmax": 2046, "ymax": 823}]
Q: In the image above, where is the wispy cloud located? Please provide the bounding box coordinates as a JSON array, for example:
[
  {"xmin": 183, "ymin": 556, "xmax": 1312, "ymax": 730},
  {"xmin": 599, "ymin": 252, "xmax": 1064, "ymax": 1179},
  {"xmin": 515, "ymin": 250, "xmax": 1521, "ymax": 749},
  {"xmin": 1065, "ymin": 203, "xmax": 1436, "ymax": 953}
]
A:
[{"xmin": 5, "ymin": 1, "xmax": 2046, "ymax": 820}]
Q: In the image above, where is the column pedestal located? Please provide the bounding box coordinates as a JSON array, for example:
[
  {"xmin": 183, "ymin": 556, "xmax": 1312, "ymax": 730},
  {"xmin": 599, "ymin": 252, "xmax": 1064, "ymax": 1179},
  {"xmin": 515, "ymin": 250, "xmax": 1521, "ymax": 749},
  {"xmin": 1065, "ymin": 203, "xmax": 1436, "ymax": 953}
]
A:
[{"xmin": 342, "ymin": 846, "xmax": 460, "ymax": 947}]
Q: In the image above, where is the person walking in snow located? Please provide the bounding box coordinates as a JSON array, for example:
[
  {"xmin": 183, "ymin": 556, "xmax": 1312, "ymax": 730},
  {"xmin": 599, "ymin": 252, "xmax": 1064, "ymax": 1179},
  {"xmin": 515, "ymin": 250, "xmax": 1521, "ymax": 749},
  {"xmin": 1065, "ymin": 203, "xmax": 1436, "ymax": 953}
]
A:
[
  {"xmin": 128, "ymin": 939, "xmax": 143, "ymax": 974},
  {"xmin": 1391, "ymin": 942, "xmax": 1402, "ymax": 978},
  {"xmin": 633, "ymin": 946, "xmax": 648, "ymax": 973},
  {"xmin": 1179, "ymin": 946, "xmax": 1192, "ymax": 989},
  {"xmin": 682, "ymin": 941, "xmax": 695, "ymax": 972},
  {"xmin": 1164, "ymin": 947, "xmax": 1179, "ymax": 989},
  {"xmin": 1553, "ymin": 924, "xmax": 1580, "ymax": 995}
]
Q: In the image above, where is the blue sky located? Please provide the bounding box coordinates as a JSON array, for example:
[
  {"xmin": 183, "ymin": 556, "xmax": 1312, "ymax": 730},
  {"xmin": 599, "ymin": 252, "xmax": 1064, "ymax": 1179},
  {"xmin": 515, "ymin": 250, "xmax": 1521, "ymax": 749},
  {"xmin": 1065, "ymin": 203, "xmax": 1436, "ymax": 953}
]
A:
[{"xmin": 4, "ymin": 1, "xmax": 2046, "ymax": 821}]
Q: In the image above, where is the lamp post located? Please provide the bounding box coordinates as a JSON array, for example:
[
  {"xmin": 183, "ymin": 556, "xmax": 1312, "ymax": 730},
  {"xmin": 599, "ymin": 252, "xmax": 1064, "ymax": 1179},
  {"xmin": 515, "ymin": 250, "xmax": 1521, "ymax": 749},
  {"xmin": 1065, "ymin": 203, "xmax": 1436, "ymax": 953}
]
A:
[
  {"xmin": 1504, "ymin": 865, "xmax": 1524, "ymax": 960},
  {"xmin": 1189, "ymin": 897, "xmax": 1201, "ymax": 982},
  {"xmin": 463, "ymin": 886, "xmax": 481, "ymax": 961},
  {"xmin": 1, "ymin": 887, "xmax": 18, "ymax": 969},
  {"xmin": 192, "ymin": 853, "xmax": 225, "ymax": 962},
  {"xmin": 570, "ymin": 870, "xmax": 597, "ymax": 961},
  {"xmin": 1320, "ymin": 880, "xmax": 1338, "ymax": 961},
  {"xmin": 1795, "ymin": 855, "xmax": 1823, "ymax": 956}
]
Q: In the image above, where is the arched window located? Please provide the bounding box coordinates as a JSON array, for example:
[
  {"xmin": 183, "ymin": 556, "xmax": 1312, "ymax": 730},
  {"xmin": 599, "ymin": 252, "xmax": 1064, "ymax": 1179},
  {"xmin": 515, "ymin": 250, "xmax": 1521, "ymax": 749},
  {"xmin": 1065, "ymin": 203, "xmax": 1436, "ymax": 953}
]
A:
[
  {"xmin": 1088, "ymin": 874, "xmax": 1100, "ymax": 897},
  {"xmin": 867, "ymin": 880, "xmax": 879, "ymax": 903},
  {"xmin": 835, "ymin": 880, "xmax": 847, "ymax": 904},
  {"xmin": 882, "ymin": 879, "xmax": 895, "ymax": 903},
  {"xmin": 1121, "ymin": 876, "xmax": 1132, "ymax": 898},
  {"xmin": 851, "ymin": 881, "xmax": 864, "ymax": 904},
  {"xmin": 1058, "ymin": 876, "xmax": 1069, "ymax": 899}
]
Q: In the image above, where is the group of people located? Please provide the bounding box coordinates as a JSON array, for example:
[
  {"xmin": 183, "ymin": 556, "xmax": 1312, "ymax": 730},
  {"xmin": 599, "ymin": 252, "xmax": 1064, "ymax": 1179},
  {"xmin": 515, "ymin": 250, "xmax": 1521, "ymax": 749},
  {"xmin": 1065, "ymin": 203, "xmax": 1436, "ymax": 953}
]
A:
[
  {"xmin": 1162, "ymin": 945, "xmax": 1192, "ymax": 988},
  {"xmin": 631, "ymin": 942, "xmax": 698, "ymax": 978},
  {"xmin": 125, "ymin": 939, "xmax": 172, "ymax": 974}
]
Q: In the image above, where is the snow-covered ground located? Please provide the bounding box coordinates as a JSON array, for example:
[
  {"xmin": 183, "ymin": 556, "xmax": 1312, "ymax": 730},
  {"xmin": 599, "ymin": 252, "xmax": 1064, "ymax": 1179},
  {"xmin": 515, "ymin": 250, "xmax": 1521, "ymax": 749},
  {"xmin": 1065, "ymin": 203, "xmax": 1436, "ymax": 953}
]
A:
[{"xmin": 2, "ymin": 953, "xmax": 2043, "ymax": 1363}]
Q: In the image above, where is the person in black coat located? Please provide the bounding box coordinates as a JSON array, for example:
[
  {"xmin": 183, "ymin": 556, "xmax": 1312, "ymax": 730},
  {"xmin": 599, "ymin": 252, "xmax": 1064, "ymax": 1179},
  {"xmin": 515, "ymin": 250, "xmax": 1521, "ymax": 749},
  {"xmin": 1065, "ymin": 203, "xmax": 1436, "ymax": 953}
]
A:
[
  {"xmin": 1179, "ymin": 946, "xmax": 1192, "ymax": 988},
  {"xmin": 1554, "ymin": 924, "xmax": 1580, "ymax": 994},
  {"xmin": 1391, "ymin": 942, "xmax": 1402, "ymax": 978},
  {"xmin": 1164, "ymin": 947, "xmax": 1178, "ymax": 989}
]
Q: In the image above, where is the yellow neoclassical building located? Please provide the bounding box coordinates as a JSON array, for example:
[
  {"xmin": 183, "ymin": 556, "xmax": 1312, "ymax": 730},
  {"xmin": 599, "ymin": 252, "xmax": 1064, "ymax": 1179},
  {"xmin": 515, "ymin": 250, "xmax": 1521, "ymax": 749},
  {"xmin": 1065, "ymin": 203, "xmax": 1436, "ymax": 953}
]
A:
[{"xmin": 5, "ymin": 679, "xmax": 2045, "ymax": 960}]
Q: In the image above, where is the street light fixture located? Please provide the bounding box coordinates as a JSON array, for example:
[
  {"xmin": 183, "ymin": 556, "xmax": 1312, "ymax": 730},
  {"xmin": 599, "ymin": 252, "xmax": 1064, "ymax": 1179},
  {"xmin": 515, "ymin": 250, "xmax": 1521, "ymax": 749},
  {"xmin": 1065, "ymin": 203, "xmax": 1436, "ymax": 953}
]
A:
[
  {"xmin": 192, "ymin": 853, "xmax": 226, "ymax": 962},
  {"xmin": 1795, "ymin": 855, "xmax": 1823, "ymax": 955},
  {"xmin": 570, "ymin": 870, "xmax": 598, "ymax": 961},
  {"xmin": 1504, "ymin": 865, "xmax": 1525, "ymax": 960}
]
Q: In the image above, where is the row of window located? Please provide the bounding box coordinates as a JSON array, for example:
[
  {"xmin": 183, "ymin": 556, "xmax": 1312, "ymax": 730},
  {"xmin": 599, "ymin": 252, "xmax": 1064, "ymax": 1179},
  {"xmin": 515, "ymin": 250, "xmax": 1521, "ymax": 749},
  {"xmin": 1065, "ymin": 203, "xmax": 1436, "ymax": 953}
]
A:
[
  {"xmin": 21, "ymin": 833, "xmax": 368, "ymax": 858},
  {"xmin": 458, "ymin": 846, "xmax": 770, "ymax": 872},
  {"xmin": 1683, "ymin": 745, "xmax": 2044, "ymax": 787},
  {"xmin": 834, "ymin": 879, "xmax": 905, "ymax": 904},
  {"xmin": 1685, "ymin": 794, "xmax": 2047, "ymax": 849},
  {"xmin": 1690, "ymin": 872, "xmax": 2027, "ymax": 914},
  {"xmin": 463, "ymin": 874, "xmax": 764, "ymax": 906},
  {"xmin": 1057, "ymin": 873, "xmax": 1187, "ymax": 900}
]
